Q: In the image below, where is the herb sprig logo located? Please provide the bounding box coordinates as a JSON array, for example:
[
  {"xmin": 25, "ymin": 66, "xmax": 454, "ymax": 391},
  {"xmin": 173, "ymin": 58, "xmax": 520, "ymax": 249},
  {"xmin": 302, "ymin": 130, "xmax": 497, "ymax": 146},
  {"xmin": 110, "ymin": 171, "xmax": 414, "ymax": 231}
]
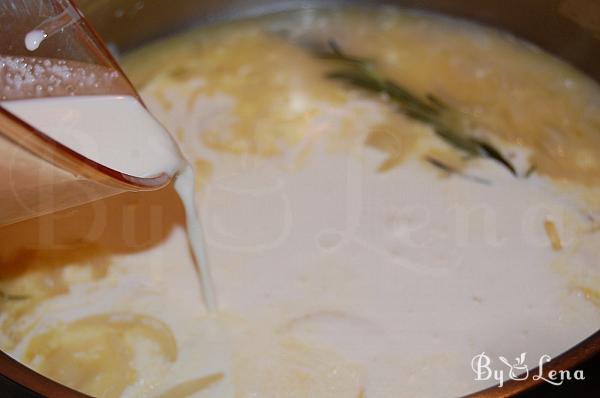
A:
[{"xmin": 471, "ymin": 352, "xmax": 585, "ymax": 387}]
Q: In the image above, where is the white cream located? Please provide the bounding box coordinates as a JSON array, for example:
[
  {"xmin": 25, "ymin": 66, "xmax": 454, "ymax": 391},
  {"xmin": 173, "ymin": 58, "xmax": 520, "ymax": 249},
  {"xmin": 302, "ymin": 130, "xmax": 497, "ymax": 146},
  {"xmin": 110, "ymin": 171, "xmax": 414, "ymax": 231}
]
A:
[
  {"xmin": 24, "ymin": 4, "xmax": 81, "ymax": 52},
  {"xmin": 24, "ymin": 30, "xmax": 47, "ymax": 51},
  {"xmin": 2, "ymin": 96, "xmax": 182, "ymax": 179},
  {"xmin": 174, "ymin": 165, "xmax": 217, "ymax": 311}
]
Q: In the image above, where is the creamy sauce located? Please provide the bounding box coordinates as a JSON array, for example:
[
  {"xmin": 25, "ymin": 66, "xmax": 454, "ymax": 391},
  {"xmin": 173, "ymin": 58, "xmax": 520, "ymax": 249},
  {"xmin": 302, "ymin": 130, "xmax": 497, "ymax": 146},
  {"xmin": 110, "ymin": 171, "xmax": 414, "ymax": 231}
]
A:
[{"xmin": 1, "ymin": 7, "xmax": 600, "ymax": 398}]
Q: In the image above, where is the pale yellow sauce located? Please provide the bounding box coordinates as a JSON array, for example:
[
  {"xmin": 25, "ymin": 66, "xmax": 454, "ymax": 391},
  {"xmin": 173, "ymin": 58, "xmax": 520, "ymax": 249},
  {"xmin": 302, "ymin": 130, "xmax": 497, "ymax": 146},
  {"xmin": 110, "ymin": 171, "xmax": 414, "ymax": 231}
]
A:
[
  {"xmin": 0, "ymin": 245, "xmax": 110, "ymax": 350},
  {"xmin": 24, "ymin": 313, "xmax": 177, "ymax": 398},
  {"xmin": 1, "ymin": 7, "xmax": 600, "ymax": 398}
]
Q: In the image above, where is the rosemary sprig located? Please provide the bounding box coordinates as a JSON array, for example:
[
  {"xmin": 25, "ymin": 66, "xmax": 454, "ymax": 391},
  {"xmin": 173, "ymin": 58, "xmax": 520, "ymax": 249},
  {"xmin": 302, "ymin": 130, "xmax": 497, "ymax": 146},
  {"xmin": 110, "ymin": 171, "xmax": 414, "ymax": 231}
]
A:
[
  {"xmin": 318, "ymin": 41, "xmax": 517, "ymax": 176},
  {"xmin": 425, "ymin": 156, "xmax": 491, "ymax": 185}
]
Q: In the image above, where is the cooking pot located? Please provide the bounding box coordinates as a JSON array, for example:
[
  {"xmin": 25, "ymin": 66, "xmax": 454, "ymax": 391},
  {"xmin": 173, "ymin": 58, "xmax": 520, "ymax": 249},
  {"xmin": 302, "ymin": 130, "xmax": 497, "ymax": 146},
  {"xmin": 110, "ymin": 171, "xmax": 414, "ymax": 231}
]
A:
[{"xmin": 0, "ymin": 0, "xmax": 598, "ymax": 396}]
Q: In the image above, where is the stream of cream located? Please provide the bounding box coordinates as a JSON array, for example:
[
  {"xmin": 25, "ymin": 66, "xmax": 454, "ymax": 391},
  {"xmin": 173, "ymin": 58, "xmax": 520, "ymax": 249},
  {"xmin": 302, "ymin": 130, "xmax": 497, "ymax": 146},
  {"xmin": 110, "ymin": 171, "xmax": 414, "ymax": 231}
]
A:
[
  {"xmin": 173, "ymin": 165, "xmax": 217, "ymax": 311},
  {"xmin": 2, "ymin": 95, "xmax": 218, "ymax": 312}
]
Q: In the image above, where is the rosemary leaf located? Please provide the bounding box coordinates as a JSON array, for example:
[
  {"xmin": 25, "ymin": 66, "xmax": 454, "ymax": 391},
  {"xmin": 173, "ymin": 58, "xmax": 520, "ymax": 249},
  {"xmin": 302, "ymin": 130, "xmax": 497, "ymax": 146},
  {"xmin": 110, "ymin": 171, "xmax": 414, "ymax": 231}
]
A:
[
  {"xmin": 425, "ymin": 156, "xmax": 491, "ymax": 185},
  {"xmin": 0, "ymin": 290, "xmax": 29, "ymax": 301},
  {"xmin": 327, "ymin": 70, "xmax": 383, "ymax": 93},
  {"xmin": 426, "ymin": 94, "xmax": 449, "ymax": 110},
  {"xmin": 316, "ymin": 40, "xmax": 373, "ymax": 66},
  {"xmin": 472, "ymin": 139, "xmax": 517, "ymax": 176},
  {"xmin": 426, "ymin": 156, "xmax": 457, "ymax": 174},
  {"xmin": 524, "ymin": 164, "xmax": 536, "ymax": 178},
  {"xmin": 383, "ymin": 80, "xmax": 439, "ymax": 115},
  {"xmin": 433, "ymin": 125, "xmax": 480, "ymax": 156}
]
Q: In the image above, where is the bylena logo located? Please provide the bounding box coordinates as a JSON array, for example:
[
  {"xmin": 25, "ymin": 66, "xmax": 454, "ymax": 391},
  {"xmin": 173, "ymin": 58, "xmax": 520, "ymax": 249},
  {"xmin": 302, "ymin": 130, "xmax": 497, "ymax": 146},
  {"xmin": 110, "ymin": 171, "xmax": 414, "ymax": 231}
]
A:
[{"xmin": 471, "ymin": 352, "xmax": 585, "ymax": 387}]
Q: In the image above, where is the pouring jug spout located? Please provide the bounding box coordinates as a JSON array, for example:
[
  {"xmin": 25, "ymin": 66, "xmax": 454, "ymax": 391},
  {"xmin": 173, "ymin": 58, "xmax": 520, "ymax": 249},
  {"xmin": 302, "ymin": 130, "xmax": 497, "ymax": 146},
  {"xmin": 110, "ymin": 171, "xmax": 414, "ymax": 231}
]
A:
[{"xmin": 0, "ymin": 0, "xmax": 182, "ymax": 226}]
